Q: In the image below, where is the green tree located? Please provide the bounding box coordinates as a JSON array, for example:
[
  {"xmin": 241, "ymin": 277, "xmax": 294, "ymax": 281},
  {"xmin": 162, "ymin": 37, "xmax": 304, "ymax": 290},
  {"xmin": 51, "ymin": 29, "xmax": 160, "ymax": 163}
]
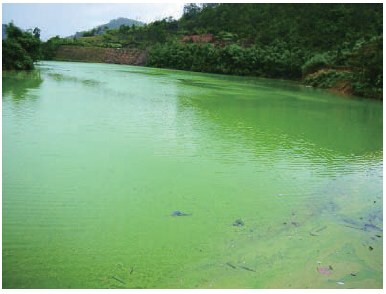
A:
[
  {"xmin": 33, "ymin": 27, "xmax": 41, "ymax": 39},
  {"xmin": 2, "ymin": 22, "xmax": 41, "ymax": 70},
  {"xmin": 41, "ymin": 35, "xmax": 63, "ymax": 60},
  {"xmin": 2, "ymin": 38, "xmax": 34, "ymax": 70}
]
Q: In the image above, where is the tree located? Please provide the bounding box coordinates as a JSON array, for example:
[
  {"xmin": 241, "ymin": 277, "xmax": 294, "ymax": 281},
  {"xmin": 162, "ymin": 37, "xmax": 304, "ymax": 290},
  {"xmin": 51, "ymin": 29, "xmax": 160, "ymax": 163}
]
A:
[
  {"xmin": 33, "ymin": 27, "xmax": 41, "ymax": 39},
  {"xmin": 5, "ymin": 22, "xmax": 23, "ymax": 39},
  {"xmin": 2, "ymin": 22, "xmax": 41, "ymax": 70},
  {"xmin": 183, "ymin": 3, "xmax": 202, "ymax": 20},
  {"xmin": 119, "ymin": 24, "xmax": 130, "ymax": 34},
  {"xmin": 2, "ymin": 38, "xmax": 34, "ymax": 70},
  {"xmin": 41, "ymin": 35, "xmax": 63, "ymax": 60}
]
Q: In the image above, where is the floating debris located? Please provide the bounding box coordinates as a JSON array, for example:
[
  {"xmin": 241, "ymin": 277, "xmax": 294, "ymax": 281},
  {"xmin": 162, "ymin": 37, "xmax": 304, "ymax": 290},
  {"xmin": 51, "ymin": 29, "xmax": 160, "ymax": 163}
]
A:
[
  {"xmin": 109, "ymin": 276, "xmax": 126, "ymax": 284},
  {"xmin": 240, "ymin": 266, "xmax": 256, "ymax": 272},
  {"xmin": 310, "ymin": 226, "xmax": 327, "ymax": 236},
  {"xmin": 363, "ymin": 223, "xmax": 382, "ymax": 232},
  {"xmin": 171, "ymin": 211, "xmax": 191, "ymax": 216},
  {"xmin": 316, "ymin": 226, "xmax": 327, "ymax": 232},
  {"xmin": 337, "ymin": 282, "xmax": 345, "ymax": 285},
  {"xmin": 232, "ymin": 219, "xmax": 244, "ymax": 226},
  {"xmin": 343, "ymin": 224, "xmax": 363, "ymax": 231},
  {"xmin": 317, "ymin": 267, "xmax": 332, "ymax": 274},
  {"xmin": 225, "ymin": 262, "xmax": 236, "ymax": 269},
  {"xmin": 342, "ymin": 220, "xmax": 382, "ymax": 232},
  {"xmin": 224, "ymin": 262, "xmax": 255, "ymax": 272}
]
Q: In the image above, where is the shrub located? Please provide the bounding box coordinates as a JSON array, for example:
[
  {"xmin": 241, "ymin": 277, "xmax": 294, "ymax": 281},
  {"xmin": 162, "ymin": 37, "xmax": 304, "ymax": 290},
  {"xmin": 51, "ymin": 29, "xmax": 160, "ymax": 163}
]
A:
[
  {"xmin": 2, "ymin": 38, "xmax": 34, "ymax": 70},
  {"xmin": 301, "ymin": 53, "xmax": 333, "ymax": 76},
  {"xmin": 304, "ymin": 69, "xmax": 353, "ymax": 88}
]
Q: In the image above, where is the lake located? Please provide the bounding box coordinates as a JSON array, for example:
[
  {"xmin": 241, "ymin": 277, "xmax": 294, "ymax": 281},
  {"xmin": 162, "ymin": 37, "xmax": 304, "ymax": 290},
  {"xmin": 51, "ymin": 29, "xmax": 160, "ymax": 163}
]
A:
[{"xmin": 2, "ymin": 61, "xmax": 383, "ymax": 289}]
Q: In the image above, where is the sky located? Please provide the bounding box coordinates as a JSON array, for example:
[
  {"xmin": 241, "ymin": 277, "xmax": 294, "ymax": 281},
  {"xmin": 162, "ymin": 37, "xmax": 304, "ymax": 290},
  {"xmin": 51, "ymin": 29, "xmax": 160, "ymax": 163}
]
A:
[{"xmin": 1, "ymin": 2, "xmax": 186, "ymax": 41}]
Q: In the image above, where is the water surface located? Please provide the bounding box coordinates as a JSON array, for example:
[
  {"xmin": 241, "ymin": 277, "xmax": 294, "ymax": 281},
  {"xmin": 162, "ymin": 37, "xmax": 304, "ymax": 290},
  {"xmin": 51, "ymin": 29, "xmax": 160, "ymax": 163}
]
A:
[{"xmin": 2, "ymin": 61, "xmax": 383, "ymax": 288}]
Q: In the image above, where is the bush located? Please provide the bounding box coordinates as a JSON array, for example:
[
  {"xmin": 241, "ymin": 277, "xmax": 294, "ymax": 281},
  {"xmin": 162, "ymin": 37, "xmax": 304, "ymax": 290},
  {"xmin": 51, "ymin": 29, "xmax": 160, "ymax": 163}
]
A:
[
  {"xmin": 351, "ymin": 81, "xmax": 383, "ymax": 99},
  {"xmin": 2, "ymin": 38, "xmax": 34, "ymax": 70},
  {"xmin": 301, "ymin": 53, "xmax": 333, "ymax": 76},
  {"xmin": 147, "ymin": 41, "xmax": 305, "ymax": 79},
  {"xmin": 2, "ymin": 23, "xmax": 41, "ymax": 70},
  {"xmin": 304, "ymin": 69, "xmax": 353, "ymax": 88}
]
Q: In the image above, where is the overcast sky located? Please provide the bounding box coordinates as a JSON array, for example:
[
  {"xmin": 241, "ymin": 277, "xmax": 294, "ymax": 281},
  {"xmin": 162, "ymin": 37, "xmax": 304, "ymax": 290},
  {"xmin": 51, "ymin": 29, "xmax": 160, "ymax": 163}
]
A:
[{"xmin": 2, "ymin": 2, "xmax": 185, "ymax": 41}]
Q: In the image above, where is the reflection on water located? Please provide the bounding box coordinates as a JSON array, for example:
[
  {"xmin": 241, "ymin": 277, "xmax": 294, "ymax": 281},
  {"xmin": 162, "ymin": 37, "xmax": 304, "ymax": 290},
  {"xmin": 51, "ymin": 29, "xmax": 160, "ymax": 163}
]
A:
[
  {"xmin": 2, "ymin": 70, "xmax": 43, "ymax": 101},
  {"xmin": 47, "ymin": 72, "xmax": 101, "ymax": 87},
  {"xmin": 176, "ymin": 75, "xmax": 382, "ymax": 160},
  {"xmin": 2, "ymin": 61, "xmax": 382, "ymax": 289}
]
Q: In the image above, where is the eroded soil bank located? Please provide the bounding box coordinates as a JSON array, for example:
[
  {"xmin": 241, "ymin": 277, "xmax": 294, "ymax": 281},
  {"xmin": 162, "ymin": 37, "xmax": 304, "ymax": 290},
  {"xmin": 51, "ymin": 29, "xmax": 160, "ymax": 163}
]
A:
[{"xmin": 55, "ymin": 45, "xmax": 147, "ymax": 65}]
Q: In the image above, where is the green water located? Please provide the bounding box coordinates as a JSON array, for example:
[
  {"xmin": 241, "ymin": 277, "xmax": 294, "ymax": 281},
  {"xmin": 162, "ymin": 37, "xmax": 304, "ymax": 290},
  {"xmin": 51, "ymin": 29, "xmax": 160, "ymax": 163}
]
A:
[{"xmin": 2, "ymin": 61, "xmax": 383, "ymax": 289}]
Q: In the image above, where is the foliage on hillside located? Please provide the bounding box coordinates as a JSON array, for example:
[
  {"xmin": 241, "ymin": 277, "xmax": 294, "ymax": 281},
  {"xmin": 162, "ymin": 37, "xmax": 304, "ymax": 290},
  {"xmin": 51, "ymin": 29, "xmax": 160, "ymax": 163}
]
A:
[
  {"xmin": 42, "ymin": 17, "xmax": 180, "ymax": 53},
  {"xmin": 2, "ymin": 23, "xmax": 41, "ymax": 70},
  {"xmin": 71, "ymin": 17, "xmax": 145, "ymax": 38},
  {"xmin": 18, "ymin": 3, "xmax": 385, "ymax": 98},
  {"xmin": 179, "ymin": 4, "xmax": 382, "ymax": 49},
  {"xmin": 147, "ymin": 41, "xmax": 304, "ymax": 79},
  {"xmin": 302, "ymin": 35, "xmax": 383, "ymax": 98},
  {"xmin": 150, "ymin": 3, "xmax": 382, "ymax": 99}
]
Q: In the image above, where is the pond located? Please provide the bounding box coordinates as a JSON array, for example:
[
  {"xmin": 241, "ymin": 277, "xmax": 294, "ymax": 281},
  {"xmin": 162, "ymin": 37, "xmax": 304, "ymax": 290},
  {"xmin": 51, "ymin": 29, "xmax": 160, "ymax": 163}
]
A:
[{"xmin": 2, "ymin": 61, "xmax": 383, "ymax": 289}]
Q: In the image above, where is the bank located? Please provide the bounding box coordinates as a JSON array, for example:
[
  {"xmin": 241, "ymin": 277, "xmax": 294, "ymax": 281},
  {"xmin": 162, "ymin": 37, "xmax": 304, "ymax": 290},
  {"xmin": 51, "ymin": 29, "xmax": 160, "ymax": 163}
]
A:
[
  {"xmin": 53, "ymin": 45, "xmax": 147, "ymax": 66},
  {"xmin": 303, "ymin": 68, "xmax": 382, "ymax": 99},
  {"xmin": 50, "ymin": 45, "xmax": 382, "ymax": 100}
]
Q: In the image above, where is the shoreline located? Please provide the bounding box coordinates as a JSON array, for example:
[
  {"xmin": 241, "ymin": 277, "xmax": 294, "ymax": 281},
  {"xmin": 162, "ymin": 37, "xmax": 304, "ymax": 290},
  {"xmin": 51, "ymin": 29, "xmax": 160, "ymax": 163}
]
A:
[{"xmin": 43, "ymin": 58, "xmax": 377, "ymax": 101}]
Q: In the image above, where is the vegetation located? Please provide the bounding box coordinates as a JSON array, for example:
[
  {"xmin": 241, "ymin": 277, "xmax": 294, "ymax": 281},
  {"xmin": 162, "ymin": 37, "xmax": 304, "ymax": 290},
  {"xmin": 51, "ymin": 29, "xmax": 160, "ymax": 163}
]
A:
[
  {"xmin": 2, "ymin": 70, "xmax": 43, "ymax": 101},
  {"xmin": 2, "ymin": 23, "xmax": 41, "ymax": 70},
  {"xmin": 146, "ymin": 3, "xmax": 382, "ymax": 99},
  {"xmin": 147, "ymin": 41, "xmax": 304, "ymax": 79},
  {"xmin": 69, "ymin": 17, "xmax": 145, "ymax": 39},
  {"xmin": 3, "ymin": 4, "xmax": 383, "ymax": 99}
]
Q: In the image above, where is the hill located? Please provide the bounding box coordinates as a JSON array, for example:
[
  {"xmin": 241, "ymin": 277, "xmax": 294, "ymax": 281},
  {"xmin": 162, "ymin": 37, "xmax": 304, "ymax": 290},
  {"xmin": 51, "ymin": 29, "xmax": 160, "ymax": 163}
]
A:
[
  {"xmin": 67, "ymin": 17, "xmax": 145, "ymax": 38},
  {"xmin": 103, "ymin": 17, "xmax": 145, "ymax": 29},
  {"xmin": 41, "ymin": 4, "xmax": 382, "ymax": 99}
]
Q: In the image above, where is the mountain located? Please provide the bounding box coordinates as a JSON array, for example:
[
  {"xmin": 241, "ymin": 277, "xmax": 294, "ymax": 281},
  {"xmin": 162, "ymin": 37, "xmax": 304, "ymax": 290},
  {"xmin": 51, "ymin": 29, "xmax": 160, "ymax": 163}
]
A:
[
  {"xmin": 103, "ymin": 17, "xmax": 145, "ymax": 29},
  {"xmin": 68, "ymin": 17, "xmax": 145, "ymax": 38}
]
